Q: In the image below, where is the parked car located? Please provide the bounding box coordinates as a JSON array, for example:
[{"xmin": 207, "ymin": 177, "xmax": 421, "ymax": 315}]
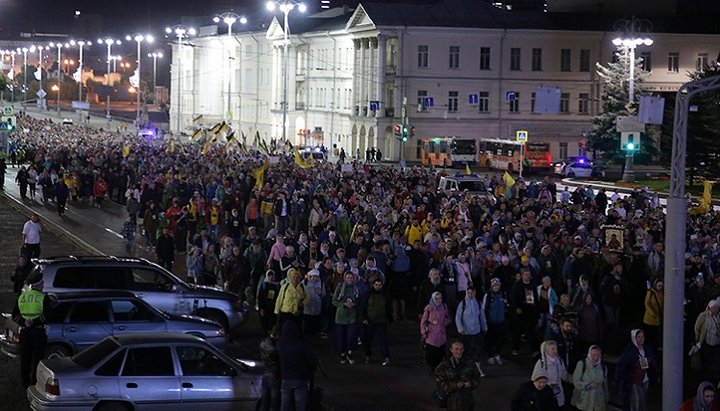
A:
[
  {"xmin": 553, "ymin": 156, "xmax": 591, "ymax": 175},
  {"xmin": 0, "ymin": 291, "xmax": 227, "ymax": 360},
  {"xmin": 29, "ymin": 256, "xmax": 247, "ymax": 330},
  {"xmin": 564, "ymin": 161, "xmax": 595, "ymax": 178},
  {"xmin": 27, "ymin": 333, "xmax": 262, "ymax": 411},
  {"xmin": 61, "ymin": 118, "xmax": 74, "ymax": 125}
]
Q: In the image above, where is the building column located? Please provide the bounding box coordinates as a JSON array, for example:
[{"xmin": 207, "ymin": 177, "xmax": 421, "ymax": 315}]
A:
[
  {"xmin": 365, "ymin": 38, "xmax": 373, "ymax": 117},
  {"xmin": 272, "ymin": 45, "xmax": 279, "ymax": 111},
  {"xmin": 360, "ymin": 39, "xmax": 368, "ymax": 116},
  {"xmin": 352, "ymin": 39, "xmax": 361, "ymax": 116},
  {"xmin": 376, "ymin": 36, "xmax": 386, "ymax": 118}
]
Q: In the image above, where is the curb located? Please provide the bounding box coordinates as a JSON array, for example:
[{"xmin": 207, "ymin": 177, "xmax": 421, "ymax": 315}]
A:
[
  {"xmin": 562, "ymin": 178, "xmax": 720, "ymax": 206},
  {"xmin": 0, "ymin": 193, "xmax": 104, "ymax": 255}
]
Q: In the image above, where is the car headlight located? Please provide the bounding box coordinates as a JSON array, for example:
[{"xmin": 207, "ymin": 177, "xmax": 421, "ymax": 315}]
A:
[{"xmin": 238, "ymin": 359, "xmax": 256, "ymax": 368}]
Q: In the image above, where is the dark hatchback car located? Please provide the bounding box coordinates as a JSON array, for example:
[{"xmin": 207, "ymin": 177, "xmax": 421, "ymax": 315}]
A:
[{"xmin": 0, "ymin": 291, "xmax": 227, "ymax": 359}]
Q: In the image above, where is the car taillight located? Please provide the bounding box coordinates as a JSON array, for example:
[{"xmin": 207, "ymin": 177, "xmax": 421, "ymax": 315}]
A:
[{"xmin": 45, "ymin": 378, "xmax": 60, "ymax": 396}]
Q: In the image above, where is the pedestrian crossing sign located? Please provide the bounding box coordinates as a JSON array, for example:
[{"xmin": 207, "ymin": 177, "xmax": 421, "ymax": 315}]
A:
[
  {"xmin": 516, "ymin": 130, "xmax": 528, "ymax": 142},
  {"xmin": 2, "ymin": 106, "xmax": 13, "ymax": 116}
]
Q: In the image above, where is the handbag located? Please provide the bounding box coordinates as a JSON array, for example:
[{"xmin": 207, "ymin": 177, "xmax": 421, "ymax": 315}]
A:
[
  {"xmin": 689, "ymin": 342, "xmax": 703, "ymax": 372},
  {"xmin": 432, "ymin": 388, "xmax": 449, "ymax": 409}
]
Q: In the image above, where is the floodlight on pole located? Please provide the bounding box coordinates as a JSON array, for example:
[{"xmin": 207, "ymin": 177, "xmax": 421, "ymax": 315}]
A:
[
  {"xmin": 147, "ymin": 52, "xmax": 163, "ymax": 90},
  {"xmin": 266, "ymin": 0, "xmax": 306, "ymax": 143},
  {"xmin": 166, "ymin": 24, "xmax": 196, "ymax": 133},
  {"xmin": 98, "ymin": 37, "xmax": 122, "ymax": 123},
  {"xmin": 126, "ymin": 33, "xmax": 153, "ymax": 128},
  {"xmin": 612, "ymin": 17, "xmax": 653, "ymax": 183}
]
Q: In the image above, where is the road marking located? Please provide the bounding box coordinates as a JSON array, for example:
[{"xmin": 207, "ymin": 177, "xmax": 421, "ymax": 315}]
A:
[{"xmin": 105, "ymin": 228, "xmax": 123, "ymax": 239}]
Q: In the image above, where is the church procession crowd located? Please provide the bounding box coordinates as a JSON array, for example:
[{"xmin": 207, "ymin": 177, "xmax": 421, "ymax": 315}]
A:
[{"xmin": 6, "ymin": 112, "xmax": 720, "ymax": 410}]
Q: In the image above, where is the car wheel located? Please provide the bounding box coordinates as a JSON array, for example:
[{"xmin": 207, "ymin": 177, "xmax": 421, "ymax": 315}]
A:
[
  {"xmin": 197, "ymin": 310, "xmax": 229, "ymax": 330},
  {"xmin": 44, "ymin": 344, "xmax": 72, "ymax": 359},
  {"xmin": 95, "ymin": 402, "xmax": 132, "ymax": 411},
  {"xmin": 568, "ymin": 171, "xmax": 576, "ymax": 178}
]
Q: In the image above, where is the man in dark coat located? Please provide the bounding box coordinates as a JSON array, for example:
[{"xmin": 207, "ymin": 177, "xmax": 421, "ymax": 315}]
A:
[
  {"xmin": 156, "ymin": 228, "xmax": 175, "ymax": 271},
  {"xmin": 435, "ymin": 339, "xmax": 481, "ymax": 411},
  {"xmin": 259, "ymin": 325, "xmax": 281, "ymax": 411},
  {"xmin": 511, "ymin": 371, "xmax": 560, "ymax": 411},
  {"xmin": 278, "ymin": 320, "xmax": 318, "ymax": 411}
]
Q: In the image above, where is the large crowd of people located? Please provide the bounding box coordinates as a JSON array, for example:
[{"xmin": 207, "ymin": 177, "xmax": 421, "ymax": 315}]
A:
[{"xmin": 8, "ymin": 111, "xmax": 720, "ymax": 410}]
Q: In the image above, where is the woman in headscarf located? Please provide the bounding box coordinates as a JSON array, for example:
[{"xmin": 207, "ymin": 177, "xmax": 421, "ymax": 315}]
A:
[
  {"xmin": 421, "ymin": 291, "xmax": 450, "ymax": 371},
  {"xmin": 532, "ymin": 340, "xmax": 570, "ymax": 407},
  {"xmin": 615, "ymin": 329, "xmax": 657, "ymax": 411},
  {"xmin": 679, "ymin": 381, "xmax": 720, "ymax": 411},
  {"xmin": 571, "ymin": 345, "xmax": 608, "ymax": 411}
]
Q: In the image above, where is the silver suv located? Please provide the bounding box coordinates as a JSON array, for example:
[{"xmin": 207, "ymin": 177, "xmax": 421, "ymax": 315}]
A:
[{"xmin": 30, "ymin": 256, "xmax": 247, "ymax": 330}]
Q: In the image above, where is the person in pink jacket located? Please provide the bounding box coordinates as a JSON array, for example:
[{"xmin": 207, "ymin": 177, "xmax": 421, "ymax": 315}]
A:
[{"xmin": 421, "ymin": 291, "xmax": 450, "ymax": 371}]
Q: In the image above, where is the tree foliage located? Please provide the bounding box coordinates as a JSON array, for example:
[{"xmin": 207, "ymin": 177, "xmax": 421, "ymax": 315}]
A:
[
  {"xmin": 587, "ymin": 48, "xmax": 656, "ymax": 164},
  {"xmin": 660, "ymin": 53, "xmax": 720, "ymax": 185}
]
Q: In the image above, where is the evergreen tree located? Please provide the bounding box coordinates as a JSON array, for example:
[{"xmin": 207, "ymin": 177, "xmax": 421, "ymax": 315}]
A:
[
  {"xmin": 660, "ymin": 53, "xmax": 720, "ymax": 186},
  {"xmin": 587, "ymin": 48, "xmax": 655, "ymax": 164}
]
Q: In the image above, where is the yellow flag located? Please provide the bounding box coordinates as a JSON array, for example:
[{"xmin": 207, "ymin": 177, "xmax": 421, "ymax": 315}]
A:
[
  {"xmin": 253, "ymin": 160, "xmax": 268, "ymax": 189},
  {"xmin": 465, "ymin": 163, "xmax": 472, "ymax": 175},
  {"xmin": 191, "ymin": 128, "xmax": 203, "ymax": 140},
  {"xmin": 216, "ymin": 122, "xmax": 228, "ymax": 135},
  {"xmin": 701, "ymin": 181, "xmax": 713, "ymax": 209},
  {"xmin": 122, "ymin": 143, "xmax": 131, "ymax": 158},
  {"xmin": 503, "ymin": 171, "xmax": 515, "ymax": 188},
  {"xmin": 201, "ymin": 141, "xmax": 210, "ymax": 155},
  {"xmin": 167, "ymin": 139, "xmax": 175, "ymax": 154},
  {"xmin": 192, "ymin": 114, "xmax": 204, "ymax": 126},
  {"xmin": 294, "ymin": 149, "xmax": 312, "ymax": 169},
  {"xmin": 209, "ymin": 122, "xmax": 222, "ymax": 133},
  {"xmin": 226, "ymin": 131, "xmax": 235, "ymax": 144}
]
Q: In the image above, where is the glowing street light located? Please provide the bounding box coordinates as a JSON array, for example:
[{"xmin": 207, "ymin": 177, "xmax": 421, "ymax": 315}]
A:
[
  {"xmin": 126, "ymin": 33, "xmax": 153, "ymax": 127},
  {"xmin": 165, "ymin": 25, "xmax": 196, "ymax": 133},
  {"xmin": 69, "ymin": 40, "xmax": 92, "ymax": 102},
  {"xmin": 213, "ymin": 12, "xmax": 247, "ymax": 37},
  {"xmin": 17, "ymin": 46, "xmax": 29, "ymax": 104},
  {"xmin": 266, "ymin": 0, "xmax": 306, "ymax": 142},
  {"xmin": 49, "ymin": 41, "xmax": 69, "ymax": 115},
  {"xmin": 98, "ymin": 37, "xmax": 122, "ymax": 123},
  {"xmin": 147, "ymin": 52, "xmax": 163, "ymax": 90}
]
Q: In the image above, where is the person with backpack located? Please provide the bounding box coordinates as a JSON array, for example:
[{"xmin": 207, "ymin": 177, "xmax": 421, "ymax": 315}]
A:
[
  {"xmin": 455, "ymin": 286, "xmax": 487, "ymax": 377},
  {"xmin": 274, "ymin": 268, "xmax": 306, "ymax": 329},
  {"xmin": 532, "ymin": 340, "xmax": 571, "ymax": 408},
  {"xmin": 483, "ymin": 277, "xmax": 508, "ymax": 366},
  {"xmin": 571, "ymin": 345, "xmax": 608, "ymax": 411},
  {"xmin": 333, "ymin": 271, "xmax": 361, "ymax": 364},
  {"xmin": 421, "ymin": 291, "xmax": 450, "ymax": 372}
]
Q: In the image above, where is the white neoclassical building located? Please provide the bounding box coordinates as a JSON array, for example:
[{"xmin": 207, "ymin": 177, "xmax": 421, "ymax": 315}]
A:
[{"xmin": 168, "ymin": 0, "xmax": 720, "ymax": 162}]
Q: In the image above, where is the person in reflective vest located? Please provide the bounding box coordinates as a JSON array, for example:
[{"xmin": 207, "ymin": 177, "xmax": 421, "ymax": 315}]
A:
[{"xmin": 12, "ymin": 271, "xmax": 52, "ymax": 388}]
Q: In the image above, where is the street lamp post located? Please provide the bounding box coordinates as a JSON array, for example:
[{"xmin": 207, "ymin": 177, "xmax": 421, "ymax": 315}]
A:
[
  {"xmin": 9, "ymin": 51, "xmax": 16, "ymax": 103},
  {"xmin": 99, "ymin": 38, "xmax": 122, "ymax": 124},
  {"xmin": 267, "ymin": 0, "xmax": 306, "ymax": 142},
  {"xmin": 49, "ymin": 42, "xmax": 68, "ymax": 116},
  {"xmin": 34, "ymin": 46, "xmax": 46, "ymax": 109},
  {"xmin": 213, "ymin": 12, "xmax": 247, "ymax": 123},
  {"xmin": 18, "ymin": 47, "xmax": 28, "ymax": 104},
  {"xmin": 147, "ymin": 52, "xmax": 163, "ymax": 91},
  {"xmin": 165, "ymin": 25, "xmax": 196, "ymax": 134},
  {"xmin": 612, "ymin": 18, "xmax": 653, "ymax": 183},
  {"xmin": 126, "ymin": 34, "xmax": 153, "ymax": 127},
  {"xmin": 70, "ymin": 40, "xmax": 91, "ymax": 103}
]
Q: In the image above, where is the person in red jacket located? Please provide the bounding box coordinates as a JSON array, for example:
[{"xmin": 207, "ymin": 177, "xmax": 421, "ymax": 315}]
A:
[{"xmin": 92, "ymin": 175, "xmax": 109, "ymax": 208}]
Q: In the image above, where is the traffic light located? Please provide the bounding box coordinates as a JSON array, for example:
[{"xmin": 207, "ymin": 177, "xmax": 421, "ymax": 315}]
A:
[
  {"xmin": 620, "ymin": 132, "xmax": 639, "ymax": 152},
  {"xmin": 411, "ymin": 126, "xmax": 416, "ymax": 138},
  {"xmin": 393, "ymin": 124, "xmax": 401, "ymax": 137}
]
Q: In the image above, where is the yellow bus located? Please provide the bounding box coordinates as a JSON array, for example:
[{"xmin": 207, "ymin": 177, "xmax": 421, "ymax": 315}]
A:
[
  {"xmin": 477, "ymin": 138, "xmax": 523, "ymax": 172},
  {"xmin": 420, "ymin": 137, "xmax": 477, "ymax": 167}
]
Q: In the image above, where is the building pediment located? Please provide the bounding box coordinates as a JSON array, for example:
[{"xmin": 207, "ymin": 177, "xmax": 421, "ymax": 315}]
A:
[
  {"xmin": 266, "ymin": 17, "xmax": 285, "ymax": 40},
  {"xmin": 346, "ymin": 4, "xmax": 376, "ymax": 32}
]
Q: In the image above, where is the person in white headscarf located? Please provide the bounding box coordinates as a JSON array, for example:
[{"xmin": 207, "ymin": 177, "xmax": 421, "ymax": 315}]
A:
[
  {"xmin": 532, "ymin": 340, "xmax": 570, "ymax": 407},
  {"xmin": 571, "ymin": 345, "xmax": 608, "ymax": 410},
  {"xmin": 615, "ymin": 329, "xmax": 657, "ymax": 411}
]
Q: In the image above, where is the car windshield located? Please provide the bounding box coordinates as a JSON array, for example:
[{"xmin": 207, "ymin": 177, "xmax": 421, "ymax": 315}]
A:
[
  {"xmin": 458, "ymin": 181, "xmax": 485, "ymax": 192},
  {"xmin": 72, "ymin": 337, "xmax": 121, "ymax": 369}
]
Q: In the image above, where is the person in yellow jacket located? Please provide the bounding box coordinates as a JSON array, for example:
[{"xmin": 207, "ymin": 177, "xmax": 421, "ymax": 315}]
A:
[
  {"xmin": 274, "ymin": 269, "xmax": 307, "ymax": 328},
  {"xmin": 642, "ymin": 278, "xmax": 664, "ymax": 350},
  {"xmin": 12, "ymin": 272, "xmax": 52, "ymax": 388},
  {"xmin": 404, "ymin": 218, "xmax": 425, "ymax": 247}
]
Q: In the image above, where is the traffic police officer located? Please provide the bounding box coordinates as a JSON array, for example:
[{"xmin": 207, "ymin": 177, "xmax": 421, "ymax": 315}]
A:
[{"xmin": 13, "ymin": 271, "xmax": 52, "ymax": 388}]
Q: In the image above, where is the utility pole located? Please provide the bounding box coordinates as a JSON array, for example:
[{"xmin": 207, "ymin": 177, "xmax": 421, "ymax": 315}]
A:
[{"xmin": 400, "ymin": 96, "xmax": 407, "ymax": 164}]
